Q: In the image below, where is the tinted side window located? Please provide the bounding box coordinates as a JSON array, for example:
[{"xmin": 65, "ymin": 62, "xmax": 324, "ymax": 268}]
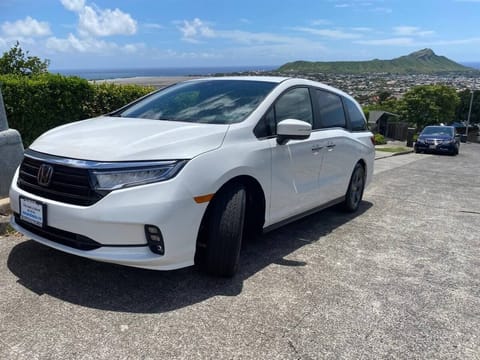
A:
[
  {"xmin": 315, "ymin": 90, "xmax": 346, "ymax": 128},
  {"xmin": 345, "ymin": 98, "xmax": 367, "ymax": 131},
  {"xmin": 275, "ymin": 88, "xmax": 313, "ymax": 124}
]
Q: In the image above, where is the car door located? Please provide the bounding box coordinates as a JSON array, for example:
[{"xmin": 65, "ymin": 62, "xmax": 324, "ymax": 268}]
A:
[
  {"xmin": 312, "ymin": 89, "xmax": 354, "ymax": 201},
  {"xmin": 268, "ymin": 87, "xmax": 325, "ymax": 223}
]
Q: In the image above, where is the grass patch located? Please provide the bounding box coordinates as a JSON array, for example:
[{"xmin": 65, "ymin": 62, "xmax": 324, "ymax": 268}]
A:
[
  {"xmin": 376, "ymin": 146, "xmax": 411, "ymax": 153},
  {"xmin": 5, "ymin": 224, "xmax": 18, "ymax": 236}
]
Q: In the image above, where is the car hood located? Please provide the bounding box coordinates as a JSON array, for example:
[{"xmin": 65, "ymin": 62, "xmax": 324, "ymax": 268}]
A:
[{"xmin": 29, "ymin": 116, "xmax": 229, "ymax": 161}]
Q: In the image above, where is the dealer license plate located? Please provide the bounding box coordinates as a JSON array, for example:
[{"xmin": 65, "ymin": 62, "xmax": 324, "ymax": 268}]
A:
[{"xmin": 19, "ymin": 196, "xmax": 46, "ymax": 228}]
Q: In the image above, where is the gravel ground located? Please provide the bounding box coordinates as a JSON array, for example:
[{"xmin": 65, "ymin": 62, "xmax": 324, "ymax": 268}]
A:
[{"xmin": 0, "ymin": 144, "xmax": 479, "ymax": 359}]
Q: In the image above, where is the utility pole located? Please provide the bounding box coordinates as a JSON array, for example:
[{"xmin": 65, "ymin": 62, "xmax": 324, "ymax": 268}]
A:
[{"xmin": 466, "ymin": 89, "xmax": 474, "ymax": 140}]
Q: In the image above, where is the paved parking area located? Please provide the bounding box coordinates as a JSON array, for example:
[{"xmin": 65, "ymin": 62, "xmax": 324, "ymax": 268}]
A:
[{"xmin": 1, "ymin": 144, "xmax": 479, "ymax": 359}]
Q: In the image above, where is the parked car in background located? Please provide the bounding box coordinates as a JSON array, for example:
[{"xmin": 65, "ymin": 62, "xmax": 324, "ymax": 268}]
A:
[
  {"xmin": 414, "ymin": 125, "xmax": 459, "ymax": 155},
  {"xmin": 10, "ymin": 77, "xmax": 375, "ymax": 277}
]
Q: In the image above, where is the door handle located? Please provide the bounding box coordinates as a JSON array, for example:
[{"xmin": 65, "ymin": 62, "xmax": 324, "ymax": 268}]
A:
[
  {"xmin": 311, "ymin": 145, "xmax": 323, "ymax": 152},
  {"xmin": 326, "ymin": 144, "xmax": 336, "ymax": 149}
]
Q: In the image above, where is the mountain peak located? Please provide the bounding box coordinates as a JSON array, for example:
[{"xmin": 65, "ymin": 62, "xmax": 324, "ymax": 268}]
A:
[{"xmin": 408, "ymin": 48, "xmax": 436, "ymax": 59}]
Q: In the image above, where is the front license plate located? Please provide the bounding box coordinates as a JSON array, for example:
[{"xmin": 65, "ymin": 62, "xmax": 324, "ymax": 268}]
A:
[
  {"xmin": 429, "ymin": 145, "xmax": 436, "ymax": 149},
  {"xmin": 19, "ymin": 196, "xmax": 46, "ymax": 228}
]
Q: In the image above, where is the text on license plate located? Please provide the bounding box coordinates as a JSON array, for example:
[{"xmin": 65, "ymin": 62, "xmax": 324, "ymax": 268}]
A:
[{"xmin": 20, "ymin": 197, "xmax": 45, "ymax": 227}]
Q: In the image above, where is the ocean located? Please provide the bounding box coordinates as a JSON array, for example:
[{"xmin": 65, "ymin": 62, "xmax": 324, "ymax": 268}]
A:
[
  {"xmin": 52, "ymin": 65, "xmax": 279, "ymax": 80},
  {"xmin": 462, "ymin": 62, "xmax": 480, "ymax": 70},
  {"xmin": 52, "ymin": 63, "xmax": 480, "ymax": 80}
]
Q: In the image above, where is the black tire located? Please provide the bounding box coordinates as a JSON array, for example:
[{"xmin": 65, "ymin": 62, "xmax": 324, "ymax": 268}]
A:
[
  {"xmin": 342, "ymin": 163, "xmax": 365, "ymax": 213},
  {"xmin": 201, "ymin": 184, "xmax": 246, "ymax": 277}
]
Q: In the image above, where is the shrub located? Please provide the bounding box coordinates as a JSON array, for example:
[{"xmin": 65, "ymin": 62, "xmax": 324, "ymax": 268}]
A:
[
  {"xmin": 0, "ymin": 73, "xmax": 93, "ymax": 145},
  {"xmin": 374, "ymin": 133, "xmax": 386, "ymax": 145},
  {"xmin": 0, "ymin": 74, "xmax": 154, "ymax": 146},
  {"xmin": 87, "ymin": 82, "xmax": 154, "ymax": 117}
]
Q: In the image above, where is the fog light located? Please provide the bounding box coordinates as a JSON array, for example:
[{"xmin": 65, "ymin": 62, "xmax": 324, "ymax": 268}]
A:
[{"xmin": 145, "ymin": 225, "xmax": 165, "ymax": 255}]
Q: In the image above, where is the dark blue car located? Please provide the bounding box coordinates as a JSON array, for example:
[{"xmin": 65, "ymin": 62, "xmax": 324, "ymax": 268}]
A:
[{"xmin": 414, "ymin": 125, "xmax": 459, "ymax": 155}]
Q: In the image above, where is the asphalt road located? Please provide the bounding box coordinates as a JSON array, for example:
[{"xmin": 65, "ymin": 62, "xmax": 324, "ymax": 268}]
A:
[{"xmin": 1, "ymin": 144, "xmax": 479, "ymax": 359}]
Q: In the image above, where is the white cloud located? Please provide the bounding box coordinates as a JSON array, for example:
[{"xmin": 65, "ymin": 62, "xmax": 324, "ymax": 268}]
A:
[
  {"xmin": 46, "ymin": 33, "xmax": 142, "ymax": 53},
  {"xmin": 393, "ymin": 26, "xmax": 434, "ymax": 37},
  {"xmin": 60, "ymin": 0, "xmax": 137, "ymax": 37},
  {"xmin": 311, "ymin": 19, "xmax": 332, "ymax": 26},
  {"xmin": 143, "ymin": 23, "xmax": 163, "ymax": 30},
  {"xmin": 1, "ymin": 16, "xmax": 51, "ymax": 38},
  {"xmin": 178, "ymin": 18, "xmax": 215, "ymax": 42},
  {"xmin": 370, "ymin": 7, "xmax": 393, "ymax": 13},
  {"xmin": 174, "ymin": 18, "xmax": 328, "ymax": 62},
  {"xmin": 78, "ymin": 6, "xmax": 137, "ymax": 37},
  {"xmin": 60, "ymin": 0, "xmax": 85, "ymax": 12},
  {"xmin": 354, "ymin": 37, "xmax": 414, "ymax": 46},
  {"xmin": 352, "ymin": 27, "xmax": 373, "ymax": 32},
  {"xmin": 43, "ymin": 0, "xmax": 138, "ymax": 56},
  {"xmin": 293, "ymin": 27, "xmax": 362, "ymax": 39}
]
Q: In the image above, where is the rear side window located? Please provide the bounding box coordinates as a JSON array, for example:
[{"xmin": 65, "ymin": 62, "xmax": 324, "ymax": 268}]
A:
[
  {"xmin": 345, "ymin": 98, "xmax": 367, "ymax": 131},
  {"xmin": 314, "ymin": 90, "xmax": 346, "ymax": 129}
]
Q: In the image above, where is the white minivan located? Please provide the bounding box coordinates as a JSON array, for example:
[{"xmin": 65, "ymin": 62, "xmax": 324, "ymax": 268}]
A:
[{"xmin": 10, "ymin": 77, "xmax": 374, "ymax": 276}]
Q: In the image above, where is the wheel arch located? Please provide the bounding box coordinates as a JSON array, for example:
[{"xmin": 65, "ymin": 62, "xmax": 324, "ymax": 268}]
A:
[{"xmin": 194, "ymin": 175, "xmax": 266, "ymax": 262}]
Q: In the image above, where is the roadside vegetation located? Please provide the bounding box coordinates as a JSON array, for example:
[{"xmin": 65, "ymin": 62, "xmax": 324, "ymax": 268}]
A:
[
  {"xmin": 0, "ymin": 43, "xmax": 153, "ymax": 146},
  {"xmin": 375, "ymin": 146, "xmax": 411, "ymax": 153}
]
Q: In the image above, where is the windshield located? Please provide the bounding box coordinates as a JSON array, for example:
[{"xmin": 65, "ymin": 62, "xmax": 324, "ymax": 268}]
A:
[
  {"xmin": 421, "ymin": 126, "xmax": 454, "ymax": 136},
  {"xmin": 118, "ymin": 79, "xmax": 277, "ymax": 124}
]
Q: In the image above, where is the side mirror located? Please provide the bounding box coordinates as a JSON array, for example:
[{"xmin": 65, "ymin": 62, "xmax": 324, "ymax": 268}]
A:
[{"xmin": 277, "ymin": 119, "xmax": 312, "ymax": 145}]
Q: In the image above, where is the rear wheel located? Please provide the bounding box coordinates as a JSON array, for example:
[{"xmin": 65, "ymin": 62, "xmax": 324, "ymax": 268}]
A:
[
  {"xmin": 342, "ymin": 163, "xmax": 365, "ymax": 212},
  {"xmin": 199, "ymin": 184, "xmax": 246, "ymax": 277}
]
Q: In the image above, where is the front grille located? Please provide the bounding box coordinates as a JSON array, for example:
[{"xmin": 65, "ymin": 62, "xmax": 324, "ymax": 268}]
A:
[
  {"xmin": 17, "ymin": 156, "xmax": 103, "ymax": 206},
  {"xmin": 14, "ymin": 214, "xmax": 101, "ymax": 250}
]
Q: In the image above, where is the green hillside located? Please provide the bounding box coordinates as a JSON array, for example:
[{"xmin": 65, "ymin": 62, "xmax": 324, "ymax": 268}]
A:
[{"xmin": 278, "ymin": 49, "xmax": 475, "ymax": 74}]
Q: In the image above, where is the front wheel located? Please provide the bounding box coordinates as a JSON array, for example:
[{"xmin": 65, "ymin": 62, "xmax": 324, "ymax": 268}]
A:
[
  {"xmin": 199, "ymin": 184, "xmax": 246, "ymax": 277},
  {"xmin": 342, "ymin": 163, "xmax": 365, "ymax": 212}
]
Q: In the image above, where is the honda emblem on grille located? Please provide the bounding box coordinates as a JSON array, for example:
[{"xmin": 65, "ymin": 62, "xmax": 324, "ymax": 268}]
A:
[{"xmin": 37, "ymin": 164, "xmax": 54, "ymax": 187}]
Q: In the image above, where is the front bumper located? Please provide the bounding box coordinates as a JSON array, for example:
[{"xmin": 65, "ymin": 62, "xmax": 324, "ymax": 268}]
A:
[
  {"xmin": 9, "ymin": 170, "xmax": 207, "ymax": 270},
  {"xmin": 414, "ymin": 141, "xmax": 456, "ymax": 153}
]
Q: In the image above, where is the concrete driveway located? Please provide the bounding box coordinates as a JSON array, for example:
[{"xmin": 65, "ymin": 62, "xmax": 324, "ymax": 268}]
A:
[{"xmin": 1, "ymin": 144, "xmax": 479, "ymax": 359}]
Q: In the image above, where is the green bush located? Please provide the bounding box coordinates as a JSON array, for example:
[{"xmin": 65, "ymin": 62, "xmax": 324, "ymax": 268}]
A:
[
  {"xmin": 374, "ymin": 133, "xmax": 386, "ymax": 145},
  {"xmin": 0, "ymin": 74, "xmax": 154, "ymax": 146},
  {"xmin": 87, "ymin": 82, "xmax": 154, "ymax": 117},
  {"xmin": 0, "ymin": 73, "xmax": 93, "ymax": 146}
]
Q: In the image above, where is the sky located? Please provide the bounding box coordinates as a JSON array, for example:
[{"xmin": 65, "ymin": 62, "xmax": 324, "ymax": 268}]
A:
[{"xmin": 0, "ymin": 0, "xmax": 480, "ymax": 69}]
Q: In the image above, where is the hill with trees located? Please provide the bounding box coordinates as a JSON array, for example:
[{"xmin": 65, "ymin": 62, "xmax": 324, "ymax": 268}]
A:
[{"xmin": 278, "ymin": 49, "xmax": 475, "ymax": 74}]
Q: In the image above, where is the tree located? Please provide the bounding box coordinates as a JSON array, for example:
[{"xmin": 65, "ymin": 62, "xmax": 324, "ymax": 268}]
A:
[
  {"xmin": 456, "ymin": 89, "xmax": 480, "ymax": 124},
  {"xmin": 401, "ymin": 85, "xmax": 460, "ymax": 129},
  {"xmin": 0, "ymin": 41, "xmax": 50, "ymax": 76}
]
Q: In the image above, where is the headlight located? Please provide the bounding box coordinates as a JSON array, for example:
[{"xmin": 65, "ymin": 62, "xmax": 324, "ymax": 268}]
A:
[{"xmin": 90, "ymin": 160, "xmax": 187, "ymax": 191}]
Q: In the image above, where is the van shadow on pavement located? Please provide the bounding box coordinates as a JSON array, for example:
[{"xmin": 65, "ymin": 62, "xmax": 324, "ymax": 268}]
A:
[{"xmin": 7, "ymin": 201, "xmax": 372, "ymax": 314}]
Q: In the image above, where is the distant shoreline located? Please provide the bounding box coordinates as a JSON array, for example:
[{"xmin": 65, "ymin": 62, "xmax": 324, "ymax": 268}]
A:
[{"xmin": 90, "ymin": 76, "xmax": 199, "ymax": 88}]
